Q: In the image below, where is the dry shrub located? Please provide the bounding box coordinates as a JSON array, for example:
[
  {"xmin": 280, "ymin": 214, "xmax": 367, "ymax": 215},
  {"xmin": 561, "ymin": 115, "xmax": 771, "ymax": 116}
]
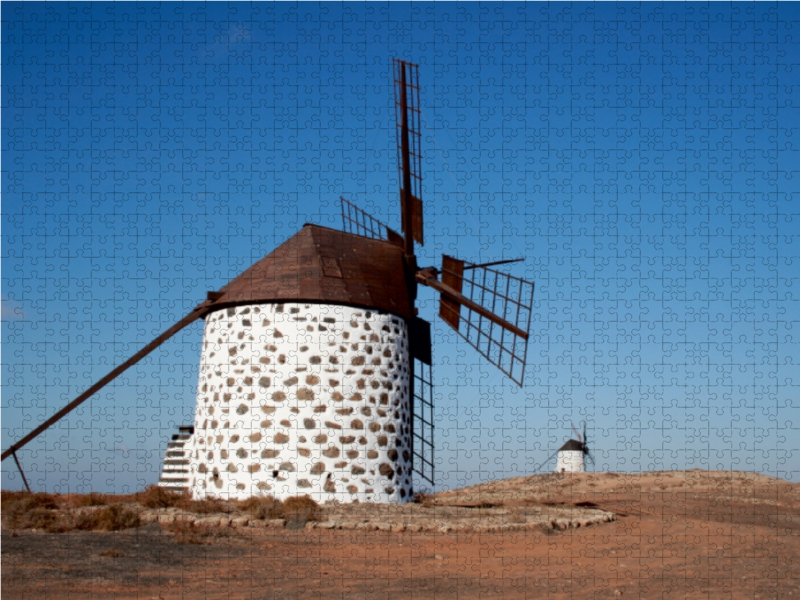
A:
[
  {"xmin": 283, "ymin": 495, "xmax": 320, "ymax": 526},
  {"xmin": 137, "ymin": 485, "xmax": 184, "ymax": 509},
  {"xmin": 75, "ymin": 505, "xmax": 140, "ymax": 531},
  {"xmin": 181, "ymin": 497, "xmax": 229, "ymax": 514},
  {"xmin": 237, "ymin": 496, "xmax": 284, "ymax": 520},
  {"xmin": 74, "ymin": 492, "xmax": 108, "ymax": 507},
  {"xmin": 2, "ymin": 492, "xmax": 67, "ymax": 532}
]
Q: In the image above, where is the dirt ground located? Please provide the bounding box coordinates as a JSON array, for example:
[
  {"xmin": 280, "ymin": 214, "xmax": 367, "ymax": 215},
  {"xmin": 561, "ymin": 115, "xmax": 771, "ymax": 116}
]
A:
[{"xmin": 3, "ymin": 470, "xmax": 799, "ymax": 599}]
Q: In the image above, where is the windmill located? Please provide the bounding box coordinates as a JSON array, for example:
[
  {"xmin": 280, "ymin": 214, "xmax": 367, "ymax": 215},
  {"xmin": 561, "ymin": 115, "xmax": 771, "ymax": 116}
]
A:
[
  {"xmin": 1, "ymin": 59, "xmax": 535, "ymax": 503},
  {"xmin": 553, "ymin": 422, "xmax": 593, "ymax": 474}
]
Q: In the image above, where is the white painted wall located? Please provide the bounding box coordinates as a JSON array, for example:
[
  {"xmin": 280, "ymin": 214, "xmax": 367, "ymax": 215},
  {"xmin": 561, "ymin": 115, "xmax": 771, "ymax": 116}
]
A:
[
  {"xmin": 555, "ymin": 450, "xmax": 585, "ymax": 473},
  {"xmin": 188, "ymin": 302, "xmax": 413, "ymax": 503}
]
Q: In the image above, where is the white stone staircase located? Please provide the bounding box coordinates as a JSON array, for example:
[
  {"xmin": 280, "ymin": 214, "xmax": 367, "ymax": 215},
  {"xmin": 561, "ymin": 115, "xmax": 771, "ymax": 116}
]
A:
[{"xmin": 157, "ymin": 425, "xmax": 194, "ymax": 493}]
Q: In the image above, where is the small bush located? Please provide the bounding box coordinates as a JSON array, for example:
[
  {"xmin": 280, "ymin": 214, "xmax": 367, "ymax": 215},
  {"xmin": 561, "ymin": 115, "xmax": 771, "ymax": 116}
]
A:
[
  {"xmin": 74, "ymin": 492, "xmax": 108, "ymax": 507},
  {"xmin": 137, "ymin": 485, "xmax": 184, "ymax": 509},
  {"xmin": 3, "ymin": 492, "xmax": 67, "ymax": 531},
  {"xmin": 283, "ymin": 495, "xmax": 320, "ymax": 525},
  {"xmin": 181, "ymin": 497, "xmax": 229, "ymax": 514},
  {"xmin": 238, "ymin": 496, "xmax": 284, "ymax": 520},
  {"xmin": 75, "ymin": 505, "xmax": 140, "ymax": 531}
]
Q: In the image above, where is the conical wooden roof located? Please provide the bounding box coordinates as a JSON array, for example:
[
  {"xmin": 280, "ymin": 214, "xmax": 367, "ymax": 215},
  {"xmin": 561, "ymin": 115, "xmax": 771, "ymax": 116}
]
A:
[
  {"xmin": 558, "ymin": 439, "xmax": 586, "ymax": 452},
  {"xmin": 208, "ymin": 224, "xmax": 413, "ymax": 320}
]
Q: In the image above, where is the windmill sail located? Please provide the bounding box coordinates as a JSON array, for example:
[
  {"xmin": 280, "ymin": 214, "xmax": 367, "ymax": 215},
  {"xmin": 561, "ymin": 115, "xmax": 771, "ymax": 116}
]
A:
[
  {"xmin": 432, "ymin": 257, "xmax": 534, "ymax": 386},
  {"xmin": 339, "ymin": 196, "xmax": 403, "ymax": 246},
  {"xmin": 393, "ymin": 59, "xmax": 424, "ymax": 249},
  {"xmin": 411, "ymin": 359, "xmax": 435, "ymax": 485}
]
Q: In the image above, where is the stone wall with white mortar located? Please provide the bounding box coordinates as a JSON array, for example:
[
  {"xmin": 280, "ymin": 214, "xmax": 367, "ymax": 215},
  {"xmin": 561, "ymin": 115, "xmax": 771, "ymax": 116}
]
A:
[{"xmin": 188, "ymin": 302, "xmax": 413, "ymax": 503}]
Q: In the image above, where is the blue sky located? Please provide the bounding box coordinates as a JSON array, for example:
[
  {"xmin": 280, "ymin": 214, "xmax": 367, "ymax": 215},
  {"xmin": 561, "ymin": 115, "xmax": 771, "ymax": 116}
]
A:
[{"xmin": 3, "ymin": 2, "xmax": 799, "ymax": 493}]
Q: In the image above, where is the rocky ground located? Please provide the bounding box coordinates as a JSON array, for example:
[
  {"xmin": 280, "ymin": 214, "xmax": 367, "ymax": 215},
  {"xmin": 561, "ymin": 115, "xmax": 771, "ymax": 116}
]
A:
[{"xmin": 2, "ymin": 470, "xmax": 799, "ymax": 599}]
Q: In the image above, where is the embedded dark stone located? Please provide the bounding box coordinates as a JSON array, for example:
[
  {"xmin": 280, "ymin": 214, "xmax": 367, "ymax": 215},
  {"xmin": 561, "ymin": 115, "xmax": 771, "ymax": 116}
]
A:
[
  {"xmin": 273, "ymin": 329, "xmax": 283, "ymax": 338},
  {"xmin": 280, "ymin": 420, "xmax": 292, "ymax": 427},
  {"xmin": 236, "ymin": 449, "xmax": 248, "ymax": 459},
  {"xmin": 279, "ymin": 461, "xmax": 296, "ymax": 472},
  {"xmin": 351, "ymin": 356, "xmax": 366, "ymax": 366},
  {"xmin": 336, "ymin": 408, "xmax": 353, "ymax": 415},
  {"xmin": 367, "ymin": 450, "xmax": 379, "ymax": 459},
  {"xmin": 351, "ymin": 466, "xmax": 366, "ymax": 475},
  {"xmin": 340, "ymin": 435, "xmax": 355, "ymax": 444},
  {"xmin": 351, "ymin": 419, "xmax": 364, "ymax": 429},
  {"xmin": 384, "ymin": 423, "xmax": 396, "ymax": 433},
  {"xmin": 314, "ymin": 405, "xmax": 327, "ymax": 413},
  {"xmin": 248, "ymin": 463, "xmax": 260, "ymax": 473},
  {"xmin": 297, "ymin": 479, "xmax": 312, "ymax": 488},
  {"xmin": 236, "ymin": 404, "xmax": 249, "ymax": 415},
  {"xmin": 272, "ymin": 391, "xmax": 286, "ymax": 401},
  {"xmin": 298, "ymin": 447, "xmax": 311, "ymax": 457},
  {"xmin": 360, "ymin": 406, "xmax": 372, "ymax": 416},
  {"xmin": 310, "ymin": 462, "xmax": 326, "ymax": 475},
  {"xmin": 313, "ymin": 434, "xmax": 328, "ymax": 443},
  {"xmin": 346, "ymin": 450, "xmax": 359, "ymax": 459},
  {"xmin": 322, "ymin": 446, "xmax": 340, "ymax": 458},
  {"xmin": 274, "ymin": 433, "xmax": 290, "ymax": 444},
  {"xmin": 228, "ymin": 463, "xmax": 239, "ymax": 473},
  {"xmin": 377, "ymin": 436, "xmax": 388, "ymax": 447},
  {"xmin": 369, "ymin": 423, "xmax": 381, "ymax": 433},
  {"xmin": 261, "ymin": 406, "xmax": 277, "ymax": 414},
  {"xmin": 310, "ymin": 356, "xmax": 322, "ymax": 364},
  {"xmin": 261, "ymin": 449, "xmax": 280, "ymax": 459},
  {"xmin": 388, "ymin": 449, "xmax": 399, "ymax": 461},
  {"xmin": 324, "ymin": 479, "xmax": 336, "ymax": 493},
  {"xmin": 283, "ymin": 376, "xmax": 298, "ymax": 386},
  {"xmin": 305, "ymin": 374, "xmax": 320, "ymax": 385},
  {"xmin": 379, "ymin": 463, "xmax": 395, "ymax": 479},
  {"xmin": 303, "ymin": 418, "xmax": 316, "ymax": 429},
  {"xmin": 324, "ymin": 421, "xmax": 342, "ymax": 430}
]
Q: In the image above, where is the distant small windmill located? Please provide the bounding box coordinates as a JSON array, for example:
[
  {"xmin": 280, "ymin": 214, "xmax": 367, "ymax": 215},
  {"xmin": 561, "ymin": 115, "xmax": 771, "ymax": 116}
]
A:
[
  {"xmin": 2, "ymin": 59, "xmax": 535, "ymax": 503},
  {"xmin": 553, "ymin": 422, "xmax": 593, "ymax": 473}
]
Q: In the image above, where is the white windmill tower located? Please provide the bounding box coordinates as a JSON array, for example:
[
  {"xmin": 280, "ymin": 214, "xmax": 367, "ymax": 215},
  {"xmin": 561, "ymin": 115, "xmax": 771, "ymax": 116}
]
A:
[{"xmin": 554, "ymin": 422, "xmax": 593, "ymax": 473}]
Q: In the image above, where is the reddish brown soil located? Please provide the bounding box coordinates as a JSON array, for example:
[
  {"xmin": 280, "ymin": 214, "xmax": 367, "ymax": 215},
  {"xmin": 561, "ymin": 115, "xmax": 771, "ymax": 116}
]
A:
[{"xmin": 3, "ymin": 471, "xmax": 798, "ymax": 599}]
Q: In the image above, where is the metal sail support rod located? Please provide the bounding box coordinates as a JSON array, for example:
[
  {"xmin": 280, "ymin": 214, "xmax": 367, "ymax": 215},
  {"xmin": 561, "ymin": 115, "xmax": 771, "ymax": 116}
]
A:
[
  {"xmin": 12, "ymin": 451, "xmax": 31, "ymax": 493},
  {"xmin": 463, "ymin": 258, "xmax": 525, "ymax": 270},
  {"xmin": 1, "ymin": 300, "xmax": 212, "ymax": 463},
  {"xmin": 416, "ymin": 272, "xmax": 529, "ymax": 340}
]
